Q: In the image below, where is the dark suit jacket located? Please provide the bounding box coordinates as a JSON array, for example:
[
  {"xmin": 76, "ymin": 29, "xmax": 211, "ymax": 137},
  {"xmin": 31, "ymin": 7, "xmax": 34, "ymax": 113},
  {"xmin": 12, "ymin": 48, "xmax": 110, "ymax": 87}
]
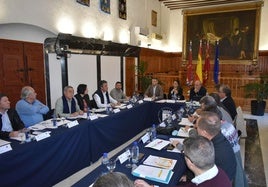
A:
[
  {"xmin": 189, "ymin": 86, "xmax": 207, "ymax": 101},
  {"xmin": 168, "ymin": 87, "xmax": 184, "ymax": 100},
  {"xmin": 0, "ymin": 109, "xmax": 25, "ymax": 139},
  {"xmin": 221, "ymin": 96, "xmax": 237, "ymax": 120},
  {"xmin": 74, "ymin": 94, "xmax": 90, "ymax": 111},
  {"xmin": 144, "ymin": 84, "xmax": 164, "ymax": 99}
]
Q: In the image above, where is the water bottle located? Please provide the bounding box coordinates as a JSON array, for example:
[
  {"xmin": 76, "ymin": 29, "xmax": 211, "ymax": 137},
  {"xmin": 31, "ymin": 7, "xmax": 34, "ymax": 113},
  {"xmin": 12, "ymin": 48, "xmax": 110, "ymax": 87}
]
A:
[
  {"xmin": 52, "ymin": 114, "xmax": 57, "ymax": 127},
  {"xmin": 131, "ymin": 141, "xmax": 139, "ymax": 164},
  {"xmin": 151, "ymin": 124, "xmax": 157, "ymax": 141},
  {"xmin": 102, "ymin": 153, "xmax": 109, "ymax": 172},
  {"xmin": 87, "ymin": 107, "xmax": 91, "ymax": 119}
]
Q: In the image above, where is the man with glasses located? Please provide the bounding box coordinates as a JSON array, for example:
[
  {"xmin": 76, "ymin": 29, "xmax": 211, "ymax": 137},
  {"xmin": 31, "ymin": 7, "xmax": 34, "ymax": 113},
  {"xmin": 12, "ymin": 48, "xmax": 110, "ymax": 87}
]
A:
[{"xmin": 134, "ymin": 136, "xmax": 231, "ymax": 187}]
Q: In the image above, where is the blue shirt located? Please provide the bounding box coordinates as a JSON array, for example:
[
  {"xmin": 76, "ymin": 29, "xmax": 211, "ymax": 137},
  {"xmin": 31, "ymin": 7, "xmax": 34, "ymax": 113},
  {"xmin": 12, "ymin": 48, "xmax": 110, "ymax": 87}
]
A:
[
  {"xmin": 0, "ymin": 111, "xmax": 13, "ymax": 132},
  {"xmin": 16, "ymin": 99, "xmax": 49, "ymax": 127}
]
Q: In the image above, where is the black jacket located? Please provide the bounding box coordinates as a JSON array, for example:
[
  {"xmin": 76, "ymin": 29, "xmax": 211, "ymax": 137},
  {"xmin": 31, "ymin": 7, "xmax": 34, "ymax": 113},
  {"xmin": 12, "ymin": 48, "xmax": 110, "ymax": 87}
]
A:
[
  {"xmin": 74, "ymin": 94, "xmax": 90, "ymax": 111},
  {"xmin": 0, "ymin": 109, "xmax": 25, "ymax": 139}
]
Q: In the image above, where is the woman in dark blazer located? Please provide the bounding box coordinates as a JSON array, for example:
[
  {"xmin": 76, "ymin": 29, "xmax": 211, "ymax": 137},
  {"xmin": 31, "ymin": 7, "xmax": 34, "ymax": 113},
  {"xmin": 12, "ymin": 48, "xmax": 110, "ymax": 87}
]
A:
[
  {"xmin": 74, "ymin": 84, "xmax": 90, "ymax": 112},
  {"xmin": 168, "ymin": 80, "xmax": 184, "ymax": 100}
]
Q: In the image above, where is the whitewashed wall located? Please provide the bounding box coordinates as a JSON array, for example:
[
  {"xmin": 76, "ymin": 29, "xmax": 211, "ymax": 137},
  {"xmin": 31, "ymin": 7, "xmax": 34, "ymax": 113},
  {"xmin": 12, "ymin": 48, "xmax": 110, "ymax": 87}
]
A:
[
  {"xmin": 68, "ymin": 54, "xmax": 98, "ymax": 98},
  {"xmin": 101, "ymin": 56, "xmax": 121, "ymax": 91}
]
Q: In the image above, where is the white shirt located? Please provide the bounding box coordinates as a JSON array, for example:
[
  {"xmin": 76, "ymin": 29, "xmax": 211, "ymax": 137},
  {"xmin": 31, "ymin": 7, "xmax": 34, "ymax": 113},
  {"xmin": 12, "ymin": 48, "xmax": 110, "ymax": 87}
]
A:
[
  {"xmin": 191, "ymin": 165, "xmax": 219, "ymax": 185},
  {"xmin": 0, "ymin": 111, "xmax": 13, "ymax": 132},
  {"xmin": 93, "ymin": 91, "xmax": 117, "ymax": 108}
]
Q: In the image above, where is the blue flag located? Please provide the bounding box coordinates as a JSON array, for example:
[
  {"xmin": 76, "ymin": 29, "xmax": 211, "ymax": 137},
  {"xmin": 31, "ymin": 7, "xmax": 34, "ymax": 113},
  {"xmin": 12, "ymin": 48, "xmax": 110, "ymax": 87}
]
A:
[{"xmin": 214, "ymin": 41, "xmax": 219, "ymax": 84}]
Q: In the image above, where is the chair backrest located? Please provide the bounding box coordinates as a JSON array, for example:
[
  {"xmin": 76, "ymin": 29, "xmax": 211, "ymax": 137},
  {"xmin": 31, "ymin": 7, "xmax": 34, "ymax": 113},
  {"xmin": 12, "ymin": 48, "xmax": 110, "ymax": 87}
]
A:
[{"xmin": 235, "ymin": 106, "xmax": 247, "ymax": 138}]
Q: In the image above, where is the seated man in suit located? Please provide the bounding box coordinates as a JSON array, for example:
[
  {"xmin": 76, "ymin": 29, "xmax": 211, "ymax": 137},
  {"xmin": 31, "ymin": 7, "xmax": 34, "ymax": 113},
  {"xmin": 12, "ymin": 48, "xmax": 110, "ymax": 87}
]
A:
[
  {"xmin": 0, "ymin": 93, "xmax": 25, "ymax": 139},
  {"xmin": 189, "ymin": 80, "xmax": 207, "ymax": 101},
  {"xmin": 93, "ymin": 80, "xmax": 120, "ymax": 108},
  {"xmin": 16, "ymin": 86, "xmax": 49, "ymax": 127},
  {"xmin": 217, "ymin": 84, "xmax": 237, "ymax": 120},
  {"xmin": 110, "ymin": 81, "xmax": 129, "ymax": 102},
  {"xmin": 144, "ymin": 78, "xmax": 164, "ymax": 100},
  {"xmin": 55, "ymin": 86, "xmax": 84, "ymax": 118},
  {"xmin": 134, "ymin": 136, "xmax": 231, "ymax": 187}
]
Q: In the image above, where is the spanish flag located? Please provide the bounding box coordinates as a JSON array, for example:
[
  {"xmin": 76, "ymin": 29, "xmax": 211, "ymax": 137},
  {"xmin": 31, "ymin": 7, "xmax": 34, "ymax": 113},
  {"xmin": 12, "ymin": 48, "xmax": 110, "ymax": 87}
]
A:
[{"xmin": 196, "ymin": 40, "xmax": 203, "ymax": 83}]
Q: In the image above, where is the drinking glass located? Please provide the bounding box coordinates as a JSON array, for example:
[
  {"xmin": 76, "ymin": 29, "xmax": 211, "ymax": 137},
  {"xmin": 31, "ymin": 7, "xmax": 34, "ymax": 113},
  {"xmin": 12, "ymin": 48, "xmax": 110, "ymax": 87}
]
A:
[
  {"xmin": 19, "ymin": 132, "xmax": 25, "ymax": 144},
  {"xmin": 106, "ymin": 159, "xmax": 116, "ymax": 172},
  {"xmin": 125, "ymin": 148, "xmax": 132, "ymax": 168}
]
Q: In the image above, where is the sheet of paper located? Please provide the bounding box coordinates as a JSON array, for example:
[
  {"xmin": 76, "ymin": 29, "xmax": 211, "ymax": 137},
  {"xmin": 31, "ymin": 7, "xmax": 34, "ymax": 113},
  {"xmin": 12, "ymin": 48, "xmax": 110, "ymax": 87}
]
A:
[
  {"xmin": 67, "ymin": 113, "xmax": 87, "ymax": 119},
  {"xmin": 177, "ymin": 127, "xmax": 193, "ymax": 137},
  {"xmin": 0, "ymin": 139, "xmax": 11, "ymax": 146},
  {"xmin": 145, "ymin": 139, "xmax": 170, "ymax": 150},
  {"xmin": 143, "ymin": 97, "xmax": 153, "ymax": 101},
  {"xmin": 97, "ymin": 114, "xmax": 108, "ymax": 118},
  {"xmin": 166, "ymin": 99, "xmax": 175, "ymax": 103},
  {"xmin": 132, "ymin": 165, "xmax": 173, "ymax": 184},
  {"xmin": 156, "ymin": 100, "xmax": 166, "ymax": 103},
  {"xmin": 143, "ymin": 155, "xmax": 177, "ymax": 170},
  {"xmin": 179, "ymin": 118, "xmax": 194, "ymax": 126}
]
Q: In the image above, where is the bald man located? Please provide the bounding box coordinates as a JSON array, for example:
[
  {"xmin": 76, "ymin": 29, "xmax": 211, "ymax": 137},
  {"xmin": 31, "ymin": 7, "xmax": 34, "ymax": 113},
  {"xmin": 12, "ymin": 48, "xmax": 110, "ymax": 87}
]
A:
[{"xmin": 189, "ymin": 80, "xmax": 207, "ymax": 101}]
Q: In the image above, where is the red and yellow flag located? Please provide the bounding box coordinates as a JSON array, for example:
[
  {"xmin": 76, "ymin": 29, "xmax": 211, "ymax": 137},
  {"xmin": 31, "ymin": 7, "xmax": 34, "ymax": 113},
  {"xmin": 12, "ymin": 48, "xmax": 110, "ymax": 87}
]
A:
[{"xmin": 195, "ymin": 40, "xmax": 203, "ymax": 83}]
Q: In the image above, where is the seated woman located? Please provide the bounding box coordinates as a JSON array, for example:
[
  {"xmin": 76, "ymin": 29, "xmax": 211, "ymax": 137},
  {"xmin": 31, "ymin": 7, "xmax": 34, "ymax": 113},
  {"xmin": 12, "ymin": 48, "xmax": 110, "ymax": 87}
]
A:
[
  {"xmin": 168, "ymin": 80, "xmax": 184, "ymax": 100},
  {"xmin": 74, "ymin": 84, "xmax": 90, "ymax": 112}
]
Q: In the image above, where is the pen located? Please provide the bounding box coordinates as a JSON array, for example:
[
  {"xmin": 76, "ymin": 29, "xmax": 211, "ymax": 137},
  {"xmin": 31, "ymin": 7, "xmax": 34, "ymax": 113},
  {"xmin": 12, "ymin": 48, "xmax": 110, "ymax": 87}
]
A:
[{"xmin": 158, "ymin": 169, "xmax": 163, "ymax": 177}]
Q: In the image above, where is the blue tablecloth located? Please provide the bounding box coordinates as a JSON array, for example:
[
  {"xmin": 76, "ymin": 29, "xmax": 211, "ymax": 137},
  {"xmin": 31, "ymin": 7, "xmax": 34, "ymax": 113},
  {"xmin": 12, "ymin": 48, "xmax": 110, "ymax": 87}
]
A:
[
  {"xmin": 73, "ymin": 135, "xmax": 187, "ymax": 187},
  {"xmin": 0, "ymin": 101, "xmax": 185, "ymax": 187}
]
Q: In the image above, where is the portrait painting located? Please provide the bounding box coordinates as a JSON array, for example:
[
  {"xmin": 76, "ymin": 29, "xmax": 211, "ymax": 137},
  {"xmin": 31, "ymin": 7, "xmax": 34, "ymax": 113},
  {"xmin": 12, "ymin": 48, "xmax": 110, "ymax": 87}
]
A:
[
  {"xmin": 119, "ymin": 0, "xmax": 127, "ymax": 20},
  {"xmin": 100, "ymin": 0, "xmax": 111, "ymax": 14},
  {"xmin": 182, "ymin": 2, "xmax": 262, "ymax": 63},
  {"xmin": 151, "ymin": 10, "xmax": 157, "ymax": 27},
  {"xmin": 76, "ymin": 0, "xmax": 90, "ymax": 7}
]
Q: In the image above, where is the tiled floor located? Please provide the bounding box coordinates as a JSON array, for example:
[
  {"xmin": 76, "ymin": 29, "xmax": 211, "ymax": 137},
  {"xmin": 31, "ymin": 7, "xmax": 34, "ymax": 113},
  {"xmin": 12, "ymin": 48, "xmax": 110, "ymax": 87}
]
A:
[{"xmin": 55, "ymin": 112, "xmax": 268, "ymax": 187}]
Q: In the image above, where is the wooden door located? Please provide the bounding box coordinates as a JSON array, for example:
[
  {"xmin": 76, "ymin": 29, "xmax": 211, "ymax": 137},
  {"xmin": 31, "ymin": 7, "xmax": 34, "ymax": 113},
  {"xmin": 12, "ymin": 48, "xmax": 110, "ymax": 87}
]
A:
[
  {"xmin": 24, "ymin": 43, "xmax": 46, "ymax": 104},
  {"xmin": 0, "ymin": 40, "xmax": 25, "ymax": 106},
  {"xmin": 0, "ymin": 39, "xmax": 46, "ymax": 107},
  {"xmin": 125, "ymin": 57, "xmax": 135, "ymax": 96}
]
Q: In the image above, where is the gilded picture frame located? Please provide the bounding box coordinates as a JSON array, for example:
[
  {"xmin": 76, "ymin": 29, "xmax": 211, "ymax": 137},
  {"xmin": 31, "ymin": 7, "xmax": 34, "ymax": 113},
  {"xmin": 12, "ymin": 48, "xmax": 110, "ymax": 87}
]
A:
[{"xmin": 182, "ymin": 1, "xmax": 263, "ymax": 64}]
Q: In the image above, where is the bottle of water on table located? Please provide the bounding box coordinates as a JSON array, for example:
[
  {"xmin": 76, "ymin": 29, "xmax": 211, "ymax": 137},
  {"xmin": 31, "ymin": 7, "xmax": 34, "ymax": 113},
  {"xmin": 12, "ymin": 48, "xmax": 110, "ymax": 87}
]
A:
[
  {"xmin": 131, "ymin": 141, "xmax": 139, "ymax": 164},
  {"xmin": 102, "ymin": 152, "xmax": 109, "ymax": 173},
  {"xmin": 151, "ymin": 124, "xmax": 157, "ymax": 141}
]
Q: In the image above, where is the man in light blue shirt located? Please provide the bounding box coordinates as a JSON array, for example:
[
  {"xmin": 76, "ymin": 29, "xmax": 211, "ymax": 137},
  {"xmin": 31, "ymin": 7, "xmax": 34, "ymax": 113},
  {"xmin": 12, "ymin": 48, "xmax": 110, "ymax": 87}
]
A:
[{"xmin": 16, "ymin": 86, "xmax": 49, "ymax": 127}]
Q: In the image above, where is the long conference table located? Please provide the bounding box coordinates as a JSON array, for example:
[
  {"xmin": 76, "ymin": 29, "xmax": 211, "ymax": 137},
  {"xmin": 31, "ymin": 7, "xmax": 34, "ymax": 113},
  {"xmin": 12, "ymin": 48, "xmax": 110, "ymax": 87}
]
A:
[{"xmin": 0, "ymin": 101, "xmax": 186, "ymax": 187}]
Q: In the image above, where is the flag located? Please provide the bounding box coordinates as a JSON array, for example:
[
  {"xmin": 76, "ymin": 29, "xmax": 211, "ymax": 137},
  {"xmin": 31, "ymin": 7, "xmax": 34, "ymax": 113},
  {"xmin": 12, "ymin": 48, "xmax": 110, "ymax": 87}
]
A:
[
  {"xmin": 195, "ymin": 40, "xmax": 203, "ymax": 83},
  {"xmin": 214, "ymin": 40, "xmax": 220, "ymax": 84},
  {"xmin": 186, "ymin": 41, "xmax": 193, "ymax": 85},
  {"xmin": 203, "ymin": 41, "xmax": 210, "ymax": 84}
]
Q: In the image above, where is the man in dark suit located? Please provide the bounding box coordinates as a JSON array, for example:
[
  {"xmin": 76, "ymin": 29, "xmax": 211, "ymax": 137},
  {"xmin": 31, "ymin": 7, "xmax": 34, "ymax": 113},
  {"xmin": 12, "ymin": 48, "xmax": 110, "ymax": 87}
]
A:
[
  {"xmin": 144, "ymin": 78, "xmax": 164, "ymax": 100},
  {"xmin": 217, "ymin": 84, "xmax": 237, "ymax": 120},
  {"xmin": 189, "ymin": 80, "xmax": 207, "ymax": 101},
  {"xmin": 0, "ymin": 93, "xmax": 25, "ymax": 139}
]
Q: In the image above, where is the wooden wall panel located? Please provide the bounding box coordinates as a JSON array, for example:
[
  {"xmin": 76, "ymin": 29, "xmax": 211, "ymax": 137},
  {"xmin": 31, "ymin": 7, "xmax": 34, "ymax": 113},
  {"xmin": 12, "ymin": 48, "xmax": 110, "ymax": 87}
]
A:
[{"xmin": 137, "ymin": 47, "xmax": 268, "ymax": 112}]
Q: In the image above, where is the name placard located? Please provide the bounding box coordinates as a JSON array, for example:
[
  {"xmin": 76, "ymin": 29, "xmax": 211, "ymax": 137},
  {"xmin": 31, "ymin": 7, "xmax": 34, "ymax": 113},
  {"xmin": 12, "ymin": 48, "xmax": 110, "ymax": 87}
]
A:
[
  {"xmin": 141, "ymin": 132, "xmax": 150, "ymax": 144},
  {"xmin": 0, "ymin": 144, "xmax": 12, "ymax": 154},
  {"xmin": 35, "ymin": 132, "xmax": 51, "ymax": 142},
  {"xmin": 113, "ymin": 108, "xmax": 120, "ymax": 113},
  {"xmin": 89, "ymin": 114, "xmax": 98, "ymax": 121},
  {"xmin": 118, "ymin": 149, "xmax": 130, "ymax": 164},
  {"xmin": 67, "ymin": 120, "xmax": 79, "ymax": 128},
  {"xmin": 127, "ymin": 104, "xmax": 133, "ymax": 109},
  {"xmin": 138, "ymin": 100, "xmax": 143, "ymax": 104}
]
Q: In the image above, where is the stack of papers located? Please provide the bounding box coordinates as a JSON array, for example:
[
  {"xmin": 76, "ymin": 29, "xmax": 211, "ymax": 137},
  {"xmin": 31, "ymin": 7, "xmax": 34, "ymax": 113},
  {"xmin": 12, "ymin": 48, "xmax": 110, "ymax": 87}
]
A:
[
  {"xmin": 90, "ymin": 108, "xmax": 106, "ymax": 113},
  {"xmin": 179, "ymin": 118, "xmax": 194, "ymax": 126},
  {"xmin": 132, "ymin": 165, "xmax": 173, "ymax": 184},
  {"xmin": 176, "ymin": 127, "xmax": 193, "ymax": 137},
  {"xmin": 67, "ymin": 113, "xmax": 87, "ymax": 119},
  {"xmin": 168, "ymin": 138, "xmax": 184, "ymax": 153},
  {"xmin": 143, "ymin": 155, "xmax": 177, "ymax": 170},
  {"xmin": 143, "ymin": 97, "xmax": 153, "ymax": 101},
  {"xmin": 29, "ymin": 118, "xmax": 71, "ymax": 130},
  {"xmin": 114, "ymin": 104, "xmax": 126, "ymax": 109},
  {"xmin": 145, "ymin": 139, "xmax": 170, "ymax": 150}
]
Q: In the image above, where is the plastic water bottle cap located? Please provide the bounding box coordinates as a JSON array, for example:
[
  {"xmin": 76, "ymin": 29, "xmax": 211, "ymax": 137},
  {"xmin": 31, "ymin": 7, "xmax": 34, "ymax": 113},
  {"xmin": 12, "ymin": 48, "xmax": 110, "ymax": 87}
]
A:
[
  {"xmin": 103, "ymin": 153, "xmax": 108, "ymax": 157},
  {"xmin": 152, "ymin": 124, "xmax": 155, "ymax": 128},
  {"xmin": 133, "ymin": 141, "xmax": 138, "ymax": 146}
]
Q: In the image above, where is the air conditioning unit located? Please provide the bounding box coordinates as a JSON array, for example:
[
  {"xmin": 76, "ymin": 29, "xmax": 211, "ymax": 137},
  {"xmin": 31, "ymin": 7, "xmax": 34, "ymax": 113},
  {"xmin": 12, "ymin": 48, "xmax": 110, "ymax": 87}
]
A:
[
  {"xmin": 135, "ymin": 27, "xmax": 149, "ymax": 36},
  {"xmin": 151, "ymin": 33, "xmax": 163, "ymax": 40}
]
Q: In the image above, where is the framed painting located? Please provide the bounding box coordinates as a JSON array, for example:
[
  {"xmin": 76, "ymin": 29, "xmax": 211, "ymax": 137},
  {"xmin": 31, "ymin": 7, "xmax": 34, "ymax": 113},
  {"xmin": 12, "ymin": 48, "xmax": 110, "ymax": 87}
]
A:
[
  {"xmin": 76, "ymin": 0, "xmax": 90, "ymax": 7},
  {"xmin": 182, "ymin": 1, "xmax": 263, "ymax": 64},
  {"xmin": 151, "ymin": 10, "xmax": 157, "ymax": 27}
]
